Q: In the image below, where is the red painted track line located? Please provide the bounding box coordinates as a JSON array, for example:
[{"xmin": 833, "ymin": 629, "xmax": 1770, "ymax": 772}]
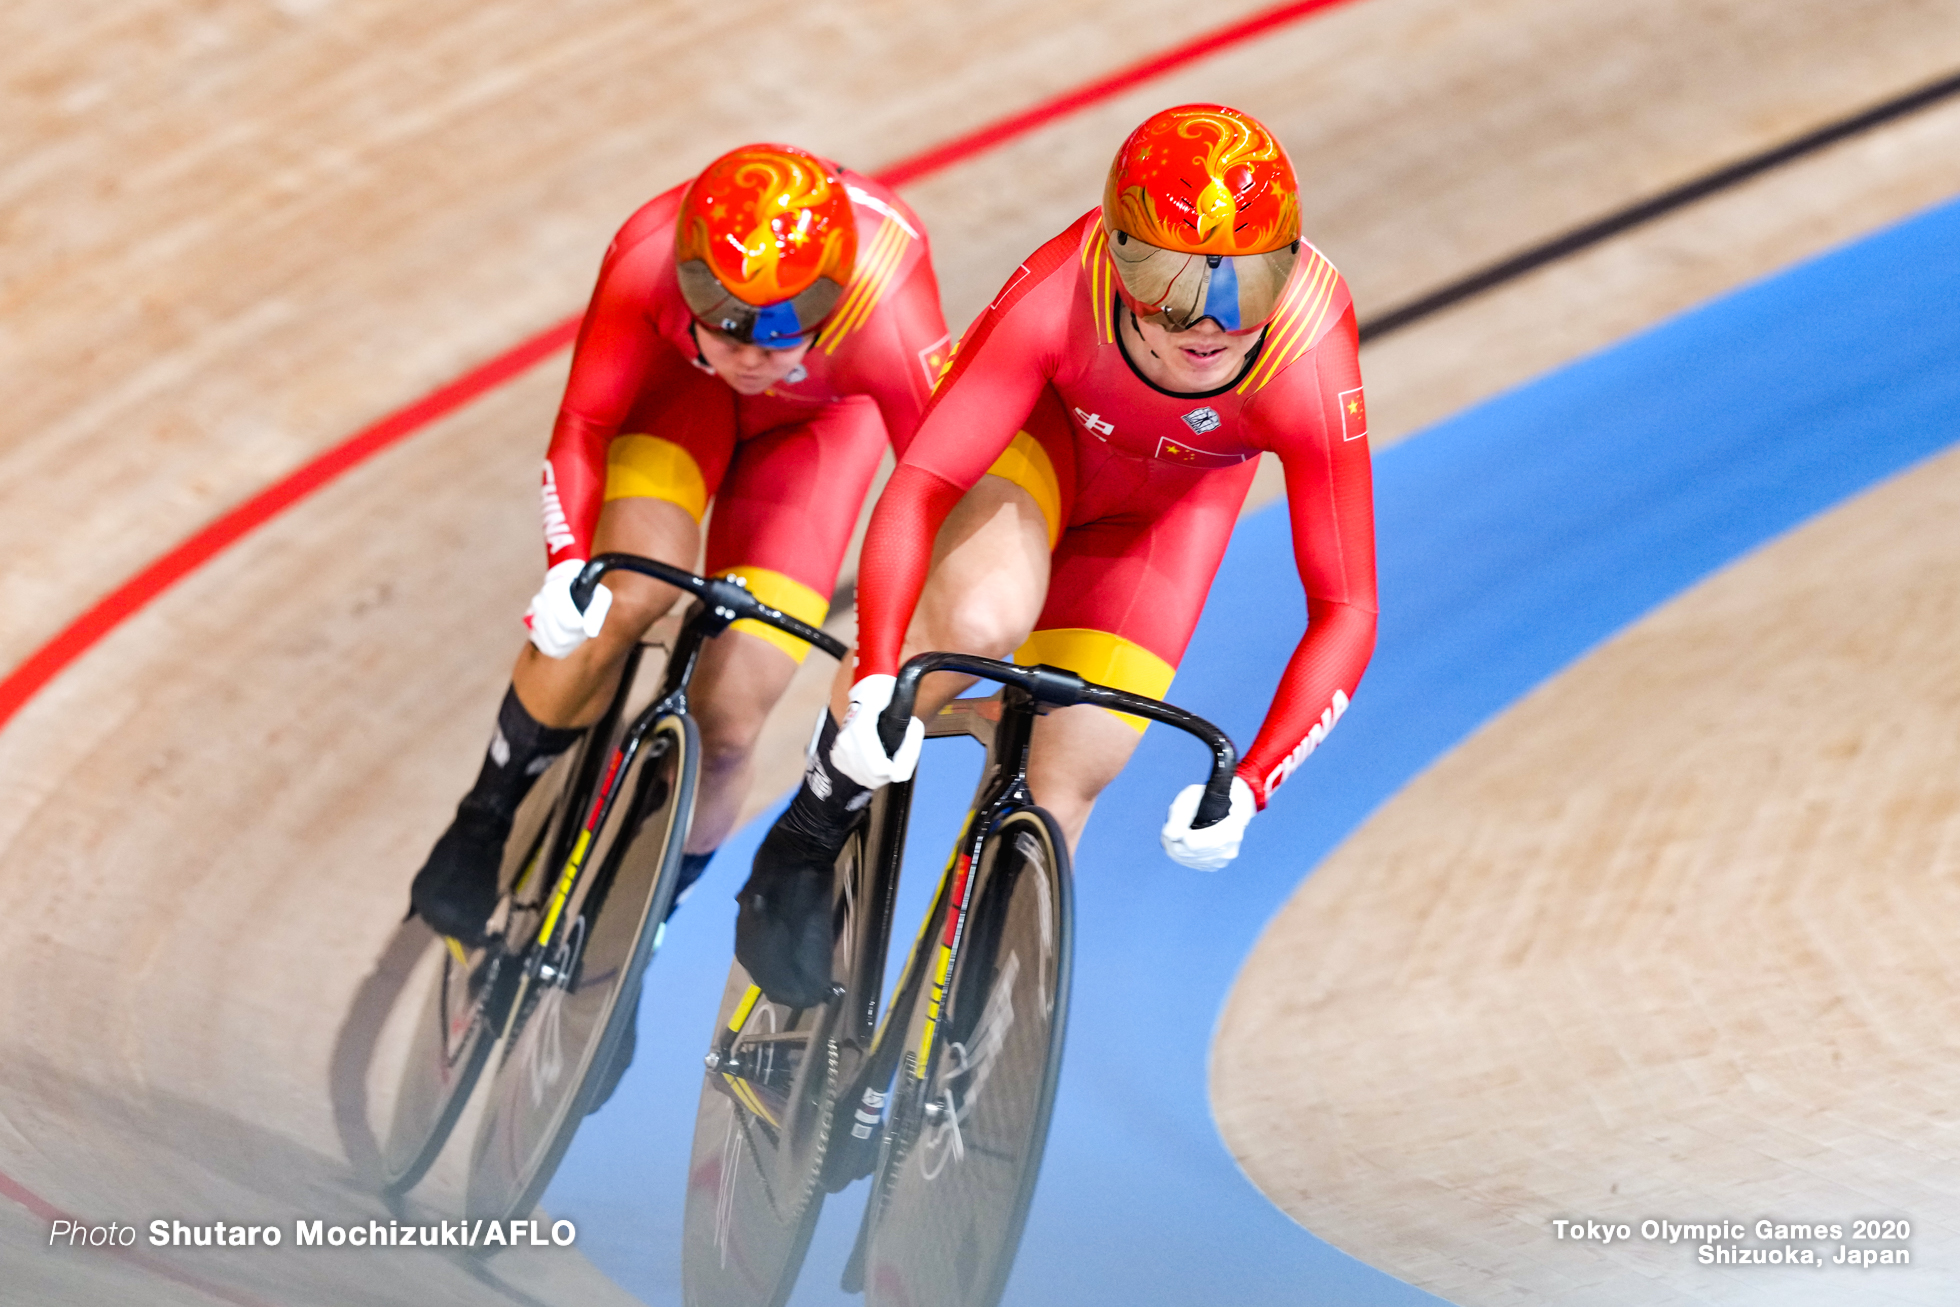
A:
[
  {"xmin": 876, "ymin": 0, "xmax": 1361, "ymax": 185},
  {"xmin": 0, "ymin": 1, "xmax": 1359, "ymax": 1291},
  {"xmin": 0, "ymin": 0, "xmax": 1355, "ymax": 738},
  {"xmin": 0, "ymin": 1168, "xmax": 282, "ymax": 1307}
]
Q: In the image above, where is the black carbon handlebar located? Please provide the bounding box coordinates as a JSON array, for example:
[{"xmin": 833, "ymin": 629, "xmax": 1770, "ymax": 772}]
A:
[
  {"xmin": 877, "ymin": 651, "xmax": 1239, "ymax": 830},
  {"xmin": 572, "ymin": 554, "xmax": 848, "ymax": 661}
]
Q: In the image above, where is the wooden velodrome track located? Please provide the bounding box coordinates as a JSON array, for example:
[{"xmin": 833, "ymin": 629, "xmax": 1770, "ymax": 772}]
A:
[{"xmin": 5, "ymin": 1, "xmax": 1960, "ymax": 1303}]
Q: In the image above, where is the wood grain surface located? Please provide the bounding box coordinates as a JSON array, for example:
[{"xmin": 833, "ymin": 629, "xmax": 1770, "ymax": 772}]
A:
[
  {"xmin": 1213, "ymin": 441, "xmax": 1960, "ymax": 1306},
  {"xmin": 4, "ymin": 1, "xmax": 1959, "ymax": 1303}
]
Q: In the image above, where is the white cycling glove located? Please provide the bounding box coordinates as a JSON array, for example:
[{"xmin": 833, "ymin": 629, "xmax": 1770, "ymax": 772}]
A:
[
  {"xmin": 1161, "ymin": 775, "xmax": 1257, "ymax": 871},
  {"xmin": 525, "ymin": 559, "xmax": 612, "ymax": 658},
  {"xmin": 830, "ymin": 673, "xmax": 925, "ymax": 789}
]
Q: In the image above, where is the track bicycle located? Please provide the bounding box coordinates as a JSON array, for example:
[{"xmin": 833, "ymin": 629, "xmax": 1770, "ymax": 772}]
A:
[
  {"xmin": 377, "ymin": 553, "xmax": 846, "ymax": 1227},
  {"xmin": 680, "ymin": 652, "xmax": 1237, "ymax": 1307}
]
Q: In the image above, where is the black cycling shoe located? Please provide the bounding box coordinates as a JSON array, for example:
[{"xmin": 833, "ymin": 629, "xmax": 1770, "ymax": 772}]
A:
[
  {"xmin": 409, "ymin": 800, "xmax": 511, "ymax": 948},
  {"xmin": 734, "ymin": 824, "xmax": 838, "ymax": 1010}
]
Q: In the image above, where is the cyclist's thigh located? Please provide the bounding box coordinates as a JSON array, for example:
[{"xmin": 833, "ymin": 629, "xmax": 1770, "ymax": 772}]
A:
[
  {"xmin": 911, "ymin": 389, "xmax": 1078, "ymax": 657},
  {"xmin": 593, "ymin": 367, "xmax": 738, "ymax": 628},
  {"xmin": 1026, "ymin": 703, "xmax": 1143, "ymax": 849},
  {"xmin": 1017, "ymin": 453, "xmax": 1258, "ymax": 823},
  {"xmin": 589, "ymin": 498, "xmax": 703, "ymax": 634},
  {"xmin": 1030, "ymin": 452, "xmax": 1259, "ymax": 696},
  {"xmin": 704, "ymin": 394, "xmax": 885, "ymax": 666}
]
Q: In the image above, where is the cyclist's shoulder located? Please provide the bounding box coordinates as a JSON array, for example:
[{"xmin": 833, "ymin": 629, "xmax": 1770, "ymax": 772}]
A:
[
  {"xmin": 840, "ymin": 170, "xmax": 927, "ymax": 246},
  {"xmin": 1238, "ymin": 242, "xmax": 1356, "ymax": 399},
  {"xmin": 962, "ymin": 212, "xmax": 1099, "ymax": 351}
]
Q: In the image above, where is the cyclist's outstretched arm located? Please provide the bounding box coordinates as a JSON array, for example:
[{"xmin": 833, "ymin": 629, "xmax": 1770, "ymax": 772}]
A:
[
  {"xmin": 853, "ymin": 220, "xmax": 1087, "ymax": 680},
  {"xmin": 1237, "ymin": 304, "xmax": 1379, "ymax": 808}
]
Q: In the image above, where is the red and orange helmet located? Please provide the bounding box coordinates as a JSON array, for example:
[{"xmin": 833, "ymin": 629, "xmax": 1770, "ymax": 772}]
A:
[
  {"xmin": 675, "ymin": 144, "xmax": 856, "ymax": 349},
  {"xmin": 1102, "ymin": 105, "xmax": 1302, "ymax": 333}
]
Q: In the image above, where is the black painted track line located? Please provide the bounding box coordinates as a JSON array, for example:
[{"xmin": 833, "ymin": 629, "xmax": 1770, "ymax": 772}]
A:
[{"xmin": 1359, "ymin": 67, "xmax": 1960, "ymax": 342}]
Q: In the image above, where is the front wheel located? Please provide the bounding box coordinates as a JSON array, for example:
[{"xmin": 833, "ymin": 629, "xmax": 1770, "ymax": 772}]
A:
[
  {"xmin": 464, "ymin": 712, "xmax": 697, "ymax": 1223},
  {"xmin": 862, "ymin": 806, "xmax": 1073, "ymax": 1307},
  {"xmin": 678, "ymin": 809, "xmax": 878, "ymax": 1307},
  {"xmin": 377, "ymin": 748, "xmax": 574, "ymax": 1194}
]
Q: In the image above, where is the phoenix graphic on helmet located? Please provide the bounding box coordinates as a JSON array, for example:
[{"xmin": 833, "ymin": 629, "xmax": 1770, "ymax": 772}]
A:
[
  {"xmin": 676, "ymin": 144, "xmax": 858, "ymax": 348},
  {"xmin": 1101, "ymin": 105, "xmax": 1304, "ymax": 333}
]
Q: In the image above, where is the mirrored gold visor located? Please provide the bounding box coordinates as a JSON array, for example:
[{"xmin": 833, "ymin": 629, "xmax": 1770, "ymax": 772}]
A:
[{"xmin": 1107, "ymin": 234, "xmax": 1300, "ymax": 333}]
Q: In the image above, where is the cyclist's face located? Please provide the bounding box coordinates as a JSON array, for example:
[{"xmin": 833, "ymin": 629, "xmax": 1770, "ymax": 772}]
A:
[
  {"xmin": 1125, "ymin": 313, "xmax": 1261, "ymax": 393},
  {"xmin": 695, "ymin": 326, "xmax": 814, "ymax": 395}
]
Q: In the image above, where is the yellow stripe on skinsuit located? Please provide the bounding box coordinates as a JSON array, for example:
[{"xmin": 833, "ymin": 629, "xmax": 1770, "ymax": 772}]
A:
[
  {"xmin": 984, "ymin": 430, "xmax": 1062, "ymax": 548},
  {"xmin": 1082, "ymin": 226, "xmax": 1114, "ymax": 344},
  {"xmin": 604, "ymin": 434, "xmax": 709, "ymax": 521},
  {"xmin": 1238, "ymin": 251, "xmax": 1323, "ymax": 393},
  {"xmin": 1240, "ymin": 248, "xmax": 1338, "ymax": 394},
  {"xmin": 847, "ymin": 224, "xmax": 909, "ymax": 335},
  {"xmin": 856, "ymin": 221, "xmax": 909, "ymax": 321},
  {"xmin": 1014, "ymin": 628, "xmax": 1176, "ymax": 732},
  {"xmin": 723, "ymin": 565, "xmax": 831, "ymax": 663},
  {"xmin": 819, "ymin": 219, "xmax": 909, "ymax": 349},
  {"xmin": 818, "ymin": 224, "xmax": 883, "ymax": 346}
]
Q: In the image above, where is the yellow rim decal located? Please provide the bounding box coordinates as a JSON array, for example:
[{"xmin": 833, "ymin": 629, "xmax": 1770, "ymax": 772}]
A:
[
  {"xmin": 536, "ymin": 828, "xmax": 591, "ymax": 945},
  {"xmin": 728, "ymin": 984, "xmax": 762, "ymax": 1034},
  {"xmin": 723, "ymin": 1073, "xmax": 779, "ymax": 1128},
  {"xmin": 510, "ymin": 841, "xmax": 545, "ymax": 897},
  {"xmin": 1014, "ymin": 628, "xmax": 1176, "ymax": 732},
  {"xmin": 722, "ymin": 565, "xmax": 830, "ymax": 663},
  {"xmin": 604, "ymin": 434, "xmax": 708, "ymax": 521},
  {"xmin": 984, "ymin": 430, "xmax": 1062, "ymax": 548}
]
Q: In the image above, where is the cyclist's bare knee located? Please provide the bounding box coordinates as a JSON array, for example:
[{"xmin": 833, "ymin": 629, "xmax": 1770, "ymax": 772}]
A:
[
  {"xmin": 1027, "ymin": 704, "xmax": 1142, "ymax": 852},
  {"xmin": 929, "ymin": 592, "xmax": 1032, "ymax": 661},
  {"xmin": 691, "ymin": 628, "xmax": 799, "ymax": 763},
  {"xmin": 694, "ymin": 700, "xmax": 769, "ymax": 775},
  {"xmin": 911, "ymin": 474, "xmax": 1049, "ymax": 660}
]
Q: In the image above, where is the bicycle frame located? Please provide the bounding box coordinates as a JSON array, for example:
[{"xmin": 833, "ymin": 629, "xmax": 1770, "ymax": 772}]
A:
[
  {"xmin": 522, "ymin": 556, "xmax": 846, "ymax": 962},
  {"xmin": 826, "ymin": 654, "xmax": 1238, "ymax": 1184}
]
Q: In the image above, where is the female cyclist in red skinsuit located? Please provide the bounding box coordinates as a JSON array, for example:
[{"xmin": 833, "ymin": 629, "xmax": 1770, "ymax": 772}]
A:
[
  {"xmin": 410, "ymin": 143, "xmax": 950, "ymax": 946},
  {"xmin": 736, "ymin": 105, "xmax": 1378, "ymax": 1008}
]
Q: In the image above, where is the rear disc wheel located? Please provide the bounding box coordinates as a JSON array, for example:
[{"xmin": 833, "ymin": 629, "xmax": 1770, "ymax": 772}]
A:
[{"xmin": 464, "ymin": 713, "xmax": 696, "ymax": 1223}]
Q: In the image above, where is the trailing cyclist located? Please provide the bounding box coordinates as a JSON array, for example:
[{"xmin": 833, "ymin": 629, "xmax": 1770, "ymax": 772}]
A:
[
  {"xmin": 411, "ymin": 143, "xmax": 950, "ymax": 947},
  {"xmin": 740, "ymin": 104, "xmax": 1378, "ymax": 1007}
]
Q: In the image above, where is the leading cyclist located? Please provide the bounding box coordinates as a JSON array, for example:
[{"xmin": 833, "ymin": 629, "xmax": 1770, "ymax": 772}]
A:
[
  {"xmin": 411, "ymin": 143, "xmax": 949, "ymax": 946},
  {"xmin": 739, "ymin": 105, "xmax": 1377, "ymax": 1007}
]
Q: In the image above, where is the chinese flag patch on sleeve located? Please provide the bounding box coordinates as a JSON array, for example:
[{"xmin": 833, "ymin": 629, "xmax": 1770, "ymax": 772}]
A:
[{"xmin": 1339, "ymin": 386, "xmax": 1368, "ymax": 442}]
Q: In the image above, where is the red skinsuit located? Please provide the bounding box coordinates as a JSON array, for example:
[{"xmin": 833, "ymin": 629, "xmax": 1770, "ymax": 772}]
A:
[
  {"xmin": 856, "ymin": 211, "xmax": 1377, "ymax": 806},
  {"xmin": 538, "ymin": 171, "xmax": 950, "ymax": 605}
]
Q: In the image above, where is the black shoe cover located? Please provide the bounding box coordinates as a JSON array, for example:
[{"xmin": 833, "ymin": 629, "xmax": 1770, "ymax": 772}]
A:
[
  {"xmin": 409, "ymin": 800, "xmax": 510, "ymax": 947},
  {"xmin": 735, "ymin": 824, "xmax": 837, "ymax": 1009}
]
